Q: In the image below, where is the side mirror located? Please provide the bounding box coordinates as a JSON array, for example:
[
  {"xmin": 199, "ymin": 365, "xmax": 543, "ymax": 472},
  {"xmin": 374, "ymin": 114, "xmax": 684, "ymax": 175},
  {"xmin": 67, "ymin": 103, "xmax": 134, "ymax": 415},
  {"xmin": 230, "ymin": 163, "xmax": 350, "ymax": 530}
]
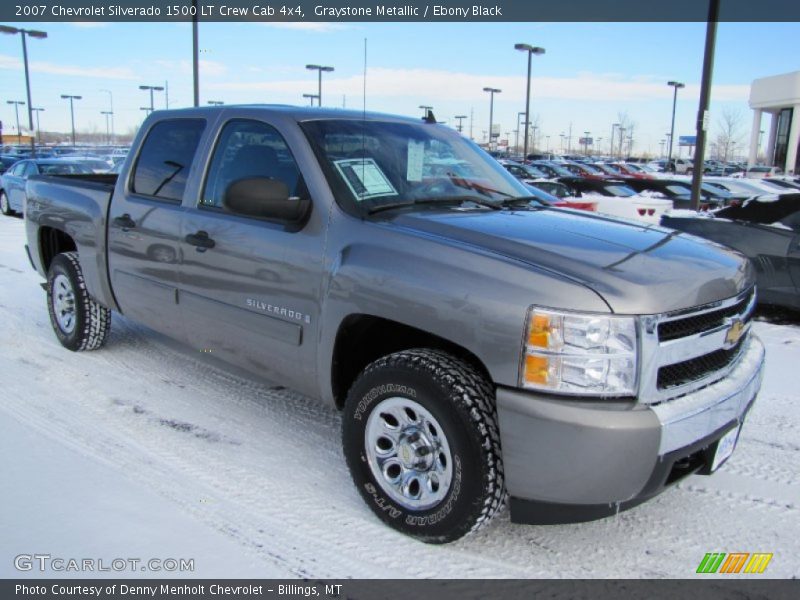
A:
[{"xmin": 223, "ymin": 177, "xmax": 311, "ymax": 227}]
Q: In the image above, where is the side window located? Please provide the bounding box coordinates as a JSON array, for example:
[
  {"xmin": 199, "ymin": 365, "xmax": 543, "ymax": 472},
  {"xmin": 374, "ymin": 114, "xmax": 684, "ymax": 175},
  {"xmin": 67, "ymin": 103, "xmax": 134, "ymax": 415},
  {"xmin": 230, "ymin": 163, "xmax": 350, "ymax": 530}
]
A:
[
  {"xmin": 24, "ymin": 162, "xmax": 39, "ymax": 177},
  {"xmin": 131, "ymin": 119, "xmax": 205, "ymax": 202},
  {"xmin": 11, "ymin": 162, "xmax": 26, "ymax": 176},
  {"xmin": 201, "ymin": 119, "xmax": 302, "ymax": 209}
]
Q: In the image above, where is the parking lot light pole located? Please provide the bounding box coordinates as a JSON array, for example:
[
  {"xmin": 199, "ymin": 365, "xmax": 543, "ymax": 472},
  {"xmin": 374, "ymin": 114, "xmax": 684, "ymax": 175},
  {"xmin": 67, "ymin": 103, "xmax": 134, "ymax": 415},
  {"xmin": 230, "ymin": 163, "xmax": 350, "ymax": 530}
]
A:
[
  {"xmin": 207, "ymin": 100, "xmax": 224, "ymax": 106},
  {"xmin": 454, "ymin": 115, "xmax": 468, "ymax": 134},
  {"xmin": 419, "ymin": 104, "xmax": 433, "ymax": 118},
  {"xmin": 666, "ymin": 80, "xmax": 685, "ymax": 171},
  {"xmin": 583, "ymin": 131, "xmax": 590, "ymax": 155},
  {"xmin": 100, "ymin": 111, "xmax": 113, "ymax": 145},
  {"xmin": 32, "ymin": 107, "xmax": 44, "ymax": 144},
  {"xmin": 0, "ymin": 26, "xmax": 47, "ymax": 155},
  {"xmin": 6, "ymin": 100, "xmax": 24, "ymax": 140},
  {"xmin": 482, "ymin": 87, "xmax": 501, "ymax": 151},
  {"xmin": 60, "ymin": 95, "xmax": 81, "ymax": 146},
  {"xmin": 514, "ymin": 43, "xmax": 545, "ymax": 161},
  {"xmin": 306, "ymin": 64, "xmax": 334, "ymax": 106},
  {"xmin": 139, "ymin": 85, "xmax": 165, "ymax": 115},
  {"xmin": 100, "ymin": 89, "xmax": 114, "ymax": 144}
]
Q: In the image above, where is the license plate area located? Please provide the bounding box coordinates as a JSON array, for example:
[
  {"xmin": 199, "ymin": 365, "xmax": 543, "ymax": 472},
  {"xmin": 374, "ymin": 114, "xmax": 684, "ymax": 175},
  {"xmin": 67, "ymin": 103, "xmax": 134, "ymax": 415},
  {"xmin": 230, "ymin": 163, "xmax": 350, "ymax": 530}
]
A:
[{"xmin": 711, "ymin": 425, "xmax": 740, "ymax": 472}]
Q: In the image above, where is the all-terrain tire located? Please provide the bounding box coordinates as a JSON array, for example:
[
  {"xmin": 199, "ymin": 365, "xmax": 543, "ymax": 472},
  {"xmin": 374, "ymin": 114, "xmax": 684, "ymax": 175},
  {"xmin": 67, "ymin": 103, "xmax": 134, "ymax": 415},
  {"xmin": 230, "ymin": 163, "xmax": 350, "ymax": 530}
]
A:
[
  {"xmin": 342, "ymin": 348, "xmax": 505, "ymax": 543},
  {"xmin": 47, "ymin": 252, "xmax": 111, "ymax": 351}
]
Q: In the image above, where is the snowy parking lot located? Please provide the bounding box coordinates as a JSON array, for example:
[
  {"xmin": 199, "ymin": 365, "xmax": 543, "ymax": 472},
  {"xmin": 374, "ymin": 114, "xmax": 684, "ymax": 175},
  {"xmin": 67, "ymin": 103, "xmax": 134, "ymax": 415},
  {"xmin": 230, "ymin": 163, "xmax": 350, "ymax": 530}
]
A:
[{"xmin": 0, "ymin": 213, "xmax": 798, "ymax": 579}]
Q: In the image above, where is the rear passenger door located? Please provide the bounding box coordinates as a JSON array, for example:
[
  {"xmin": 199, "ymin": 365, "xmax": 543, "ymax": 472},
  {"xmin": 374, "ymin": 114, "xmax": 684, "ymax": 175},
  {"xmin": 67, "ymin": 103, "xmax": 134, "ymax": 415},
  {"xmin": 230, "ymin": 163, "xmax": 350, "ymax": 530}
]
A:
[
  {"xmin": 177, "ymin": 117, "xmax": 325, "ymax": 393},
  {"xmin": 107, "ymin": 118, "xmax": 206, "ymax": 341}
]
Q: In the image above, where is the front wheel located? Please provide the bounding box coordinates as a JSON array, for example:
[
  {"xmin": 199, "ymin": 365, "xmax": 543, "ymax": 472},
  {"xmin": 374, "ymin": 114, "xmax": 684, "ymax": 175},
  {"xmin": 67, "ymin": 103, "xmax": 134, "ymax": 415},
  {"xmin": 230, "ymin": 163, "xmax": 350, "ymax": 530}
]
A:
[
  {"xmin": 0, "ymin": 191, "xmax": 14, "ymax": 216},
  {"xmin": 342, "ymin": 349, "xmax": 505, "ymax": 543},
  {"xmin": 47, "ymin": 252, "xmax": 111, "ymax": 351}
]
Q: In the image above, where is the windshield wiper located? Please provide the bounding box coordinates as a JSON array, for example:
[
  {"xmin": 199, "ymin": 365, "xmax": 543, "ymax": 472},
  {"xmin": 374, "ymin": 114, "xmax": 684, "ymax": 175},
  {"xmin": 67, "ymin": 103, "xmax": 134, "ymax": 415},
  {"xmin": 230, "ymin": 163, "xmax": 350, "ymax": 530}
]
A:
[
  {"xmin": 367, "ymin": 196, "xmax": 501, "ymax": 215},
  {"xmin": 498, "ymin": 196, "xmax": 550, "ymax": 208}
]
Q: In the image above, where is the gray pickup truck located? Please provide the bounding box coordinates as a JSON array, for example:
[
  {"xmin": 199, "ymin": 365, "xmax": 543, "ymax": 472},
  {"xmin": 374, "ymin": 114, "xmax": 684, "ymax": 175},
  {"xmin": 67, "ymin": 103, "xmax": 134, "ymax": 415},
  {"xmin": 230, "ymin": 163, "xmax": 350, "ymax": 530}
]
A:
[{"xmin": 24, "ymin": 106, "xmax": 764, "ymax": 543}]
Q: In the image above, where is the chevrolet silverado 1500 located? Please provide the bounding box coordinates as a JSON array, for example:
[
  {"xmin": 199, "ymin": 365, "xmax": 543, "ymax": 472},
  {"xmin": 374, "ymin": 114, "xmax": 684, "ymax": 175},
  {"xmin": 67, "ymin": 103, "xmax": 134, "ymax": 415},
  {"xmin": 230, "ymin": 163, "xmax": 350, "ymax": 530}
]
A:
[{"xmin": 24, "ymin": 106, "xmax": 764, "ymax": 543}]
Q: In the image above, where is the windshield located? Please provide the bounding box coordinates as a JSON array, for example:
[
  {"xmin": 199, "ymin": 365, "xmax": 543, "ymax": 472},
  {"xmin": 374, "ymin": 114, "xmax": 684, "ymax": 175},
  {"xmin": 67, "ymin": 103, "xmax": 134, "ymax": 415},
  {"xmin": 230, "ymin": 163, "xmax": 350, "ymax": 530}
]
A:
[
  {"xmin": 301, "ymin": 119, "xmax": 529, "ymax": 213},
  {"xmin": 38, "ymin": 163, "xmax": 92, "ymax": 175},
  {"xmin": 603, "ymin": 184, "xmax": 637, "ymax": 197}
]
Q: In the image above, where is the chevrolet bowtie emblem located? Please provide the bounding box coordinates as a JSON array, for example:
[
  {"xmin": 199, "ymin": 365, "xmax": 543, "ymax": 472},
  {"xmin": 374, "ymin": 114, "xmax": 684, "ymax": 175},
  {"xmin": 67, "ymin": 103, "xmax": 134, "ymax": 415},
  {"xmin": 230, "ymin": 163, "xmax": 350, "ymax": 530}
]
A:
[{"xmin": 725, "ymin": 319, "xmax": 745, "ymax": 347}]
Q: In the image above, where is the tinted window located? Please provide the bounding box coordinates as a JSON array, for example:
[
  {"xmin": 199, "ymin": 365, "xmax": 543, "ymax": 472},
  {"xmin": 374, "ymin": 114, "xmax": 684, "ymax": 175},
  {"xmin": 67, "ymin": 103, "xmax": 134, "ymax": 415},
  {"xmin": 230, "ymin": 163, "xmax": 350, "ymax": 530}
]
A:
[
  {"xmin": 202, "ymin": 119, "xmax": 302, "ymax": 209},
  {"xmin": 9, "ymin": 162, "xmax": 26, "ymax": 176},
  {"xmin": 132, "ymin": 119, "xmax": 205, "ymax": 202},
  {"xmin": 23, "ymin": 162, "xmax": 39, "ymax": 177},
  {"xmin": 39, "ymin": 163, "xmax": 92, "ymax": 175}
]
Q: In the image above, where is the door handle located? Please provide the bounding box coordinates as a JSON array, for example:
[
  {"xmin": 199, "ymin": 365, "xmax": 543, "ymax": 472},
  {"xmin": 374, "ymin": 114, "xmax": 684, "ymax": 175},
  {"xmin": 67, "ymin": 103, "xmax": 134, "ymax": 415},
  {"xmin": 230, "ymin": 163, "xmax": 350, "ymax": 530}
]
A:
[
  {"xmin": 185, "ymin": 230, "xmax": 216, "ymax": 251},
  {"xmin": 112, "ymin": 213, "xmax": 136, "ymax": 231}
]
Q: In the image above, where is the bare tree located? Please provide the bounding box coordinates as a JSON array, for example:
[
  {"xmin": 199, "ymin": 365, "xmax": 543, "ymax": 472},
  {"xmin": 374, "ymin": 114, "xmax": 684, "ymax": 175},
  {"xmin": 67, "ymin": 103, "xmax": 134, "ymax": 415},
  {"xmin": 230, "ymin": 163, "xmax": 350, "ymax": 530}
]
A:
[{"xmin": 714, "ymin": 107, "xmax": 744, "ymax": 163}]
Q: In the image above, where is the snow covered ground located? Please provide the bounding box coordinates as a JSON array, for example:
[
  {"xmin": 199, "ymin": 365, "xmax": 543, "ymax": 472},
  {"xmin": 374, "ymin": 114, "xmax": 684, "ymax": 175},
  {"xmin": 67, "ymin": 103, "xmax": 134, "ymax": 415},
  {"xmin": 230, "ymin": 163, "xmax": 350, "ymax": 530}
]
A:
[{"xmin": 0, "ymin": 214, "xmax": 798, "ymax": 579}]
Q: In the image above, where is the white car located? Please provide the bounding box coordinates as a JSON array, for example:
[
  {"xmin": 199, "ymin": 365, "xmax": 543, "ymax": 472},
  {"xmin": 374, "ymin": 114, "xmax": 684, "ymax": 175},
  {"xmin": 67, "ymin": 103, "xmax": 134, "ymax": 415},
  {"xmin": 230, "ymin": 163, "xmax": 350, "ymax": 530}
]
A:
[
  {"xmin": 746, "ymin": 165, "xmax": 784, "ymax": 179},
  {"xmin": 583, "ymin": 193, "xmax": 673, "ymax": 225}
]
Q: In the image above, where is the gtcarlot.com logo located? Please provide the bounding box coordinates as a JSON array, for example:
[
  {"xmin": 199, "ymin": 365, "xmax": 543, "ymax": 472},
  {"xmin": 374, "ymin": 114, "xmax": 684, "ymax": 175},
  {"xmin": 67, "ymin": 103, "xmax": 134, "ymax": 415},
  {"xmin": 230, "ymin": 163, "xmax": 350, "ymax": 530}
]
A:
[
  {"xmin": 696, "ymin": 552, "xmax": 773, "ymax": 574},
  {"xmin": 14, "ymin": 554, "xmax": 195, "ymax": 573}
]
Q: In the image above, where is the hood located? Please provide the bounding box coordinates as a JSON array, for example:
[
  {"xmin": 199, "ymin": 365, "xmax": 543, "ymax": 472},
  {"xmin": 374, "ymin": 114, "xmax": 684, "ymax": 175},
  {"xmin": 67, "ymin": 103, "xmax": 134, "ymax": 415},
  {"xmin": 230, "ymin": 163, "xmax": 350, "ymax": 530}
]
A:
[{"xmin": 389, "ymin": 207, "xmax": 753, "ymax": 314}]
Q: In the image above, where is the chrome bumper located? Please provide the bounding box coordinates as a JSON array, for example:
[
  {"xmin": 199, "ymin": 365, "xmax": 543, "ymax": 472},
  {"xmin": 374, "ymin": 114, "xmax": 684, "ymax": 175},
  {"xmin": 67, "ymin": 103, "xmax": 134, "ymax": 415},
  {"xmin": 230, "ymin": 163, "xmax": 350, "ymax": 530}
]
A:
[
  {"xmin": 496, "ymin": 334, "xmax": 765, "ymax": 510},
  {"xmin": 652, "ymin": 334, "xmax": 765, "ymax": 455}
]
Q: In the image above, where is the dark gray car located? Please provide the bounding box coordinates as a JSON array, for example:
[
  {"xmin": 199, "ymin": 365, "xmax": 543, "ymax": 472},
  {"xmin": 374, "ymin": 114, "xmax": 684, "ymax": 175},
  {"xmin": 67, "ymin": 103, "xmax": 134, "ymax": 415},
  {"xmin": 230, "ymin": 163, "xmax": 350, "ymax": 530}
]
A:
[{"xmin": 662, "ymin": 194, "xmax": 800, "ymax": 310}]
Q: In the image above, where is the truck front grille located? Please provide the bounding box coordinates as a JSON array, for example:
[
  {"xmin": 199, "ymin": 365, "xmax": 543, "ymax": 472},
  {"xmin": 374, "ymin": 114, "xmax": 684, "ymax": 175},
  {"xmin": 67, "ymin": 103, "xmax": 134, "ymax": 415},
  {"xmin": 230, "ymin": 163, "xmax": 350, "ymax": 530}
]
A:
[
  {"xmin": 657, "ymin": 339, "xmax": 745, "ymax": 390},
  {"xmin": 657, "ymin": 290, "xmax": 754, "ymax": 342},
  {"xmin": 639, "ymin": 287, "xmax": 756, "ymax": 404}
]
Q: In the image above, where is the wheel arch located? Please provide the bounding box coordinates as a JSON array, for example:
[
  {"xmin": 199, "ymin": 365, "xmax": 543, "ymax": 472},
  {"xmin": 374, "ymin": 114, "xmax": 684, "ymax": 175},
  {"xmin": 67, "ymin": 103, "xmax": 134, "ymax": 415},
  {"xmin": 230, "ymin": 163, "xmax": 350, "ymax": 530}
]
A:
[
  {"xmin": 330, "ymin": 313, "xmax": 493, "ymax": 410},
  {"xmin": 38, "ymin": 226, "xmax": 78, "ymax": 273}
]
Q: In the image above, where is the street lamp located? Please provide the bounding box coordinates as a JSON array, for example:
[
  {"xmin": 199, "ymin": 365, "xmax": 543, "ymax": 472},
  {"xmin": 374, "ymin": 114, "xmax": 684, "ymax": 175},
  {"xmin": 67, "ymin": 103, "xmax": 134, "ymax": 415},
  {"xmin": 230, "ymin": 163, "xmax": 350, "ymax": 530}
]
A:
[
  {"xmin": 301, "ymin": 94, "xmax": 318, "ymax": 106},
  {"xmin": 139, "ymin": 85, "xmax": 165, "ymax": 115},
  {"xmin": 0, "ymin": 25, "xmax": 47, "ymax": 155},
  {"xmin": 666, "ymin": 80, "xmax": 685, "ymax": 172},
  {"xmin": 306, "ymin": 64, "xmax": 334, "ymax": 106},
  {"xmin": 100, "ymin": 89, "xmax": 114, "ymax": 144},
  {"xmin": 419, "ymin": 105, "xmax": 433, "ymax": 118},
  {"xmin": 207, "ymin": 100, "xmax": 224, "ymax": 106},
  {"xmin": 482, "ymin": 87, "xmax": 501, "ymax": 151},
  {"xmin": 31, "ymin": 107, "xmax": 44, "ymax": 144},
  {"xmin": 60, "ymin": 95, "xmax": 81, "ymax": 146},
  {"xmin": 454, "ymin": 115, "xmax": 468, "ymax": 134},
  {"xmin": 514, "ymin": 43, "xmax": 545, "ymax": 161},
  {"xmin": 6, "ymin": 100, "xmax": 24, "ymax": 140},
  {"xmin": 100, "ymin": 111, "xmax": 113, "ymax": 145}
]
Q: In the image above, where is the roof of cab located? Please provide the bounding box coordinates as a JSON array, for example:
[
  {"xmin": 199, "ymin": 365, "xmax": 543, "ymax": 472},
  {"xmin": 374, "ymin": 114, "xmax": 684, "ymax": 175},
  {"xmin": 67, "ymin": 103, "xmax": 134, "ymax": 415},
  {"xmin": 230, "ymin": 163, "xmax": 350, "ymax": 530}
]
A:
[{"xmin": 145, "ymin": 104, "xmax": 432, "ymax": 125}]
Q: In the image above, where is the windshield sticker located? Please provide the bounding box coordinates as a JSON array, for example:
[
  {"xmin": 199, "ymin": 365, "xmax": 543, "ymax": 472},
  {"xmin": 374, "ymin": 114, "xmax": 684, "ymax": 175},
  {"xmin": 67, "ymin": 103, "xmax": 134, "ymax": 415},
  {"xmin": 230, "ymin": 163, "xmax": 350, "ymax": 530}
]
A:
[
  {"xmin": 333, "ymin": 158, "xmax": 398, "ymax": 201},
  {"xmin": 406, "ymin": 140, "xmax": 425, "ymax": 182}
]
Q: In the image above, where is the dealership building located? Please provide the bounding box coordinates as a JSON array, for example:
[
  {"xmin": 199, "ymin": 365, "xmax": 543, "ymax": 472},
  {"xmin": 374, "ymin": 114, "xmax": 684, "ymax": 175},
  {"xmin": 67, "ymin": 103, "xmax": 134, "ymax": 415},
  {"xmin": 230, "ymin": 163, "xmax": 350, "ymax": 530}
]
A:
[{"xmin": 748, "ymin": 70, "xmax": 800, "ymax": 173}]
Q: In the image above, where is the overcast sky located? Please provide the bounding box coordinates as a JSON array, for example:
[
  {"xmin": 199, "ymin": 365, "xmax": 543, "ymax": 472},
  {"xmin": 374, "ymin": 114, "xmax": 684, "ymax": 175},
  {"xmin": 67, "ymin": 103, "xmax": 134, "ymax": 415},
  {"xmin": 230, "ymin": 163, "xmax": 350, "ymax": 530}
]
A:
[{"xmin": 0, "ymin": 20, "xmax": 797, "ymax": 155}]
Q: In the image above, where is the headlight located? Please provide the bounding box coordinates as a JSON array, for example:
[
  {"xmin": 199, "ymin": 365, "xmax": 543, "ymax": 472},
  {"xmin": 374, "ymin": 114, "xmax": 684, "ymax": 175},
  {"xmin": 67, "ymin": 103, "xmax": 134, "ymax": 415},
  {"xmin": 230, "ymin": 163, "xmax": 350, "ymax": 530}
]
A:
[{"xmin": 521, "ymin": 308, "xmax": 638, "ymax": 397}]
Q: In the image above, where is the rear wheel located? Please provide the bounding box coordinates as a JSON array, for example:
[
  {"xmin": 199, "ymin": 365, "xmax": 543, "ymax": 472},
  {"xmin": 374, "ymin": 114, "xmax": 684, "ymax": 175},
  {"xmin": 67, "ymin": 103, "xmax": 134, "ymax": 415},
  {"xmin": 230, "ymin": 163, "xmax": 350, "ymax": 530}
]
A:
[
  {"xmin": 0, "ymin": 191, "xmax": 14, "ymax": 216},
  {"xmin": 342, "ymin": 349, "xmax": 505, "ymax": 543},
  {"xmin": 47, "ymin": 252, "xmax": 111, "ymax": 351}
]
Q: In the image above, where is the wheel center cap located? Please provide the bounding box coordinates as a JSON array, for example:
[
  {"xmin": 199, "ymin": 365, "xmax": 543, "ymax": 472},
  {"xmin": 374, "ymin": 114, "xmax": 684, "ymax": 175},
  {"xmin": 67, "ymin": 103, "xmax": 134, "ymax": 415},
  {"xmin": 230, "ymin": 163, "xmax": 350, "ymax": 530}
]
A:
[{"xmin": 397, "ymin": 428, "xmax": 434, "ymax": 471}]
